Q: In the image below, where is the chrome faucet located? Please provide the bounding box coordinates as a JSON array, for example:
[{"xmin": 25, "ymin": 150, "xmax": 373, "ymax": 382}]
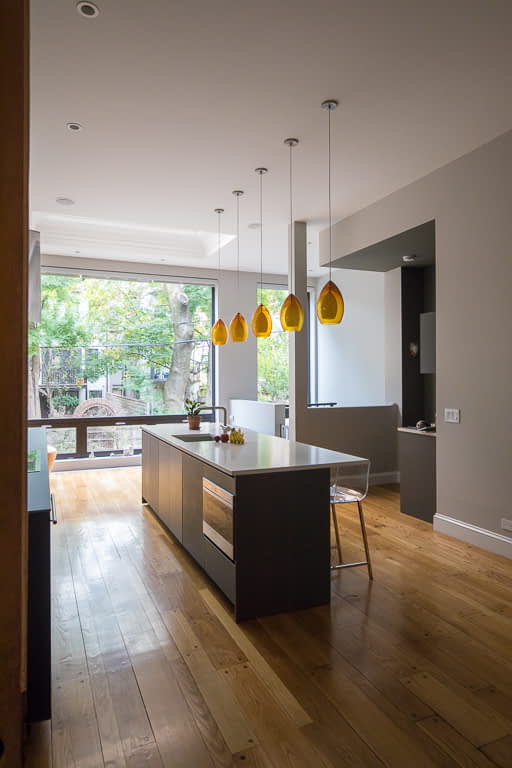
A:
[{"xmin": 197, "ymin": 405, "xmax": 228, "ymax": 426}]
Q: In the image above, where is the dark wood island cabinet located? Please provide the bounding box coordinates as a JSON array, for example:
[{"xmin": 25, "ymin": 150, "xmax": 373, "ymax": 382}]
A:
[{"xmin": 142, "ymin": 424, "xmax": 367, "ymax": 621}]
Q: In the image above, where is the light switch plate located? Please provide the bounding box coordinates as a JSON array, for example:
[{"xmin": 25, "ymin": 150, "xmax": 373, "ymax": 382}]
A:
[
  {"xmin": 501, "ymin": 518, "xmax": 512, "ymax": 532},
  {"xmin": 444, "ymin": 408, "xmax": 460, "ymax": 424}
]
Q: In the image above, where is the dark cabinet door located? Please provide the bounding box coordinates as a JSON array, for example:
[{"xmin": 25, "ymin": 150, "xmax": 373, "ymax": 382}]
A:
[
  {"xmin": 181, "ymin": 453, "xmax": 235, "ymax": 566},
  {"xmin": 27, "ymin": 508, "xmax": 51, "ymax": 721},
  {"xmin": 158, "ymin": 441, "xmax": 183, "ymax": 541},
  {"xmin": 399, "ymin": 432, "xmax": 436, "ymax": 522},
  {"xmin": 142, "ymin": 430, "xmax": 158, "ymax": 510},
  {"xmin": 181, "ymin": 452, "xmax": 204, "ymax": 564}
]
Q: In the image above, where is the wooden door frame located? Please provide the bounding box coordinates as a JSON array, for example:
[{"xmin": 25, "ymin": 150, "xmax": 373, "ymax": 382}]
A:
[{"xmin": 0, "ymin": 0, "xmax": 29, "ymax": 764}]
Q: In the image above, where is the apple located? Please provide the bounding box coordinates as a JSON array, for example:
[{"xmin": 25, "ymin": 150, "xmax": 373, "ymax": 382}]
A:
[
  {"xmin": 220, "ymin": 433, "xmax": 229, "ymax": 443},
  {"xmin": 214, "ymin": 435, "xmax": 220, "ymax": 442}
]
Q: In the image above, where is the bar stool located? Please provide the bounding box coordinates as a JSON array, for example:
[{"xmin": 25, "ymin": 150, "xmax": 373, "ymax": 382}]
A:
[{"xmin": 330, "ymin": 460, "xmax": 373, "ymax": 579}]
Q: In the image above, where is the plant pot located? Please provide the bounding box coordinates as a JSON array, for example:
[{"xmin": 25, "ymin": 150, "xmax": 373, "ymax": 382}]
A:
[{"xmin": 187, "ymin": 414, "xmax": 201, "ymax": 430}]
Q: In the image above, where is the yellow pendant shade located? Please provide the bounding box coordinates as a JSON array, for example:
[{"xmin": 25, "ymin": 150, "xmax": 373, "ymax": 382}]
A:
[
  {"xmin": 229, "ymin": 312, "xmax": 249, "ymax": 342},
  {"xmin": 280, "ymin": 293, "xmax": 304, "ymax": 332},
  {"xmin": 211, "ymin": 318, "xmax": 228, "ymax": 346},
  {"xmin": 251, "ymin": 304, "xmax": 272, "ymax": 338},
  {"xmin": 316, "ymin": 280, "xmax": 344, "ymax": 324}
]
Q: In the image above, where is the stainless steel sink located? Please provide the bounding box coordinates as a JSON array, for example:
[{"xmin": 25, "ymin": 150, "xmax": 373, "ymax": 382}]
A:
[{"xmin": 173, "ymin": 434, "xmax": 215, "ymax": 443}]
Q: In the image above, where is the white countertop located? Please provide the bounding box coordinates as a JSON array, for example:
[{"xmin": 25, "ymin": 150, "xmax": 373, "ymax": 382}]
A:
[
  {"xmin": 397, "ymin": 427, "xmax": 437, "ymax": 437},
  {"xmin": 142, "ymin": 423, "xmax": 368, "ymax": 477}
]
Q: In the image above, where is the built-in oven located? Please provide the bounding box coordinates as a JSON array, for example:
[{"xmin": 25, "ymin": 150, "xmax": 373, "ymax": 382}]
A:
[{"xmin": 202, "ymin": 478, "xmax": 235, "ymax": 561}]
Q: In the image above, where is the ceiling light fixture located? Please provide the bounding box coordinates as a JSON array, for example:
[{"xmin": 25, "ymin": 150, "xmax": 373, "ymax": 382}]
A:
[
  {"xmin": 316, "ymin": 100, "xmax": 345, "ymax": 325},
  {"xmin": 211, "ymin": 208, "xmax": 228, "ymax": 346},
  {"xmin": 402, "ymin": 254, "xmax": 417, "ymax": 263},
  {"xmin": 56, "ymin": 196, "xmax": 75, "ymax": 206},
  {"xmin": 229, "ymin": 191, "xmax": 249, "ymax": 343},
  {"xmin": 252, "ymin": 168, "xmax": 272, "ymax": 338},
  {"xmin": 66, "ymin": 122, "xmax": 83, "ymax": 132},
  {"xmin": 76, "ymin": 1, "xmax": 100, "ymax": 18},
  {"xmin": 280, "ymin": 138, "xmax": 304, "ymax": 332}
]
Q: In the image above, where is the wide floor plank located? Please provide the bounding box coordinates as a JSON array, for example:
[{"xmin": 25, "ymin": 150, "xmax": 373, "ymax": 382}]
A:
[{"xmin": 26, "ymin": 469, "xmax": 512, "ymax": 768}]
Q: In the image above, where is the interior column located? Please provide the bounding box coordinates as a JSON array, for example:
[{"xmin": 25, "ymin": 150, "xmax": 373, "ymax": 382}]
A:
[{"xmin": 288, "ymin": 221, "xmax": 308, "ymax": 441}]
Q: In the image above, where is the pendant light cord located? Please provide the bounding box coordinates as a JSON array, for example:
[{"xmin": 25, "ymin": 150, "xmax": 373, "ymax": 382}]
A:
[
  {"xmin": 289, "ymin": 141, "xmax": 294, "ymax": 295},
  {"xmin": 236, "ymin": 193, "xmax": 240, "ymax": 296},
  {"xmin": 259, "ymin": 171, "xmax": 263, "ymax": 303},
  {"xmin": 217, "ymin": 210, "xmax": 222, "ymax": 277},
  {"xmin": 328, "ymin": 104, "xmax": 332, "ymax": 283}
]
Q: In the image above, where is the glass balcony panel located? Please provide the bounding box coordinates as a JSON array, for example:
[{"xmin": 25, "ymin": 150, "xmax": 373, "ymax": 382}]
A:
[
  {"xmin": 86, "ymin": 425, "xmax": 142, "ymax": 456},
  {"xmin": 46, "ymin": 428, "xmax": 77, "ymax": 456}
]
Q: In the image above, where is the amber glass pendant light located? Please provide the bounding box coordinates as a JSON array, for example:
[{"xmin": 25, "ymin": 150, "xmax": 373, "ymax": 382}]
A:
[
  {"xmin": 211, "ymin": 207, "xmax": 228, "ymax": 346},
  {"xmin": 229, "ymin": 190, "xmax": 249, "ymax": 343},
  {"xmin": 252, "ymin": 167, "xmax": 272, "ymax": 338},
  {"xmin": 317, "ymin": 100, "xmax": 345, "ymax": 325},
  {"xmin": 280, "ymin": 138, "xmax": 305, "ymax": 332}
]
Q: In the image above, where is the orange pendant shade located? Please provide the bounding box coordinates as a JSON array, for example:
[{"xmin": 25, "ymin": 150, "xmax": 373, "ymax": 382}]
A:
[
  {"xmin": 316, "ymin": 280, "xmax": 344, "ymax": 324},
  {"xmin": 280, "ymin": 293, "xmax": 304, "ymax": 332},
  {"xmin": 251, "ymin": 304, "xmax": 272, "ymax": 338},
  {"xmin": 211, "ymin": 318, "xmax": 228, "ymax": 346},
  {"xmin": 229, "ymin": 312, "xmax": 249, "ymax": 342}
]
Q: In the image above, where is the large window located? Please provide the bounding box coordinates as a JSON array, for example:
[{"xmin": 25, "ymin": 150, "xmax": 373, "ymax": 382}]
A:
[
  {"xmin": 28, "ymin": 272, "xmax": 213, "ymax": 456},
  {"xmin": 257, "ymin": 287, "xmax": 289, "ymax": 402}
]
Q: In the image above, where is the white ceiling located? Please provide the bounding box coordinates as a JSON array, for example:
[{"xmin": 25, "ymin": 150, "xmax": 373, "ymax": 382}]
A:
[{"xmin": 30, "ymin": 0, "xmax": 512, "ymax": 275}]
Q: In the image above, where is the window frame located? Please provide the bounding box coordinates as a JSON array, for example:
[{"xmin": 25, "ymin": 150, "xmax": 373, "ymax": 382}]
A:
[{"xmin": 28, "ymin": 267, "xmax": 216, "ymax": 457}]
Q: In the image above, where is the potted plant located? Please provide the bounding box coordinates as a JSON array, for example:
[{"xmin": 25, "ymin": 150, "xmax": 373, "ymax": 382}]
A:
[{"xmin": 184, "ymin": 399, "xmax": 204, "ymax": 430}]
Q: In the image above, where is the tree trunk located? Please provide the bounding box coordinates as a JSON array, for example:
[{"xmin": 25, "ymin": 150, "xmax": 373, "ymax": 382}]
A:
[
  {"xmin": 28, "ymin": 353, "xmax": 41, "ymax": 418},
  {"xmin": 163, "ymin": 285, "xmax": 194, "ymax": 413}
]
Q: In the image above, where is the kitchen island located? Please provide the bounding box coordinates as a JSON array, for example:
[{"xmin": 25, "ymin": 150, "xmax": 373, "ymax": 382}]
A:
[{"xmin": 142, "ymin": 423, "xmax": 368, "ymax": 621}]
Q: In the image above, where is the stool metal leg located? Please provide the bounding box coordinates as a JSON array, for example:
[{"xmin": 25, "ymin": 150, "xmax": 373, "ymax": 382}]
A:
[
  {"xmin": 357, "ymin": 500, "xmax": 373, "ymax": 580},
  {"xmin": 331, "ymin": 503, "xmax": 343, "ymax": 564}
]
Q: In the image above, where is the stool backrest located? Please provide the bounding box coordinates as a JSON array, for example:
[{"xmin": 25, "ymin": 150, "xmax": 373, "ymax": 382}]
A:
[{"xmin": 330, "ymin": 460, "xmax": 370, "ymax": 502}]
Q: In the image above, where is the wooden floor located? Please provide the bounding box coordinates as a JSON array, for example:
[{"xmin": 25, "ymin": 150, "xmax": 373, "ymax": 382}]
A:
[{"xmin": 27, "ymin": 468, "xmax": 512, "ymax": 768}]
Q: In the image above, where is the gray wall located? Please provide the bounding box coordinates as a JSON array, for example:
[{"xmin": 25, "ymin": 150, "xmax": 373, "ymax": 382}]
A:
[
  {"xmin": 319, "ymin": 129, "xmax": 512, "ymax": 540},
  {"xmin": 296, "ymin": 405, "xmax": 399, "ymax": 476}
]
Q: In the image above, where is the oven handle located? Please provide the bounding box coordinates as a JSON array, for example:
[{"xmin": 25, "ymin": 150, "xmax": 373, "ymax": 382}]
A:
[
  {"xmin": 50, "ymin": 493, "xmax": 58, "ymax": 525},
  {"xmin": 202, "ymin": 479, "xmax": 234, "ymax": 508}
]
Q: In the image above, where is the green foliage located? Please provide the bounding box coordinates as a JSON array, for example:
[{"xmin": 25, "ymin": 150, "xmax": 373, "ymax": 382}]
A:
[
  {"xmin": 33, "ymin": 275, "xmax": 213, "ymax": 415},
  {"xmin": 51, "ymin": 393, "xmax": 79, "ymax": 413},
  {"xmin": 184, "ymin": 398, "xmax": 204, "ymax": 415}
]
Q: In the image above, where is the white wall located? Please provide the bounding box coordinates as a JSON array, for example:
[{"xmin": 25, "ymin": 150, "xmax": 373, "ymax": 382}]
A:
[
  {"xmin": 315, "ymin": 269, "xmax": 386, "ymax": 407},
  {"xmin": 384, "ymin": 267, "xmax": 402, "ymax": 419},
  {"xmin": 319, "ymin": 129, "xmax": 512, "ymax": 550}
]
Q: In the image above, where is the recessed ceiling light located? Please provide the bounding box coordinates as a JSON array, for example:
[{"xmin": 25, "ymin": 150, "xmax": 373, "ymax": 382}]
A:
[
  {"xmin": 76, "ymin": 1, "xmax": 100, "ymax": 18},
  {"xmin": 67, "ymin": 122, "xmax": 83, "ymax": 132},
  {"xmin": 402, "ymin": 254, "xmax": 417, "ymax": 263},
  {"xmin": 56, "ymin": 196, "xmax": 75, "ymax": 206}
]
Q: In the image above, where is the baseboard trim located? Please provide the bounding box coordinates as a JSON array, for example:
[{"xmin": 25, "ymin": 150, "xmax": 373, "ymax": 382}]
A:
[
  {"xmin": 369, "ymin": 471, "xmax": 400, "ymax": 486},
  {"xmin": 434, "ymin": 513, "xmax": 512, "ymax": 559},
  {"xmin": 54, "ymin": 455, "xmax": 142, "ymax": 472}
]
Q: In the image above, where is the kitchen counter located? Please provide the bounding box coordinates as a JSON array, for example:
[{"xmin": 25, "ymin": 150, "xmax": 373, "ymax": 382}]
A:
[
  {"xmin": 143, "ymin": 422, "xmax": 367, "ymax": 477},
  {"xmin": 397, "ymin": 427, "xmax": 436, "ymax": 437},
  {"xmin": 27, "ymin": 428, "xmax": 53, "ymax": 722},
  {"xmin": 28, "ymin": 427, "xmax": 51, "ymax": 513},
  {"xmin": 142, "ymin": 424, "xmax": 368, "ymax": 621},
  {"xmin": 398, "ymin": 427, "xmax": 436, "ymax": 523}
]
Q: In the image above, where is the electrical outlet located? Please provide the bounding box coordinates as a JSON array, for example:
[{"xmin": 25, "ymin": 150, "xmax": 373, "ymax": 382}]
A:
[
  {"xmin": 501, "ymin": 518, "xmax": 512, "ymax": 532},
  {"xmin": 444, "ymin": 408, "xmax": 460, "ymax": 424}
]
